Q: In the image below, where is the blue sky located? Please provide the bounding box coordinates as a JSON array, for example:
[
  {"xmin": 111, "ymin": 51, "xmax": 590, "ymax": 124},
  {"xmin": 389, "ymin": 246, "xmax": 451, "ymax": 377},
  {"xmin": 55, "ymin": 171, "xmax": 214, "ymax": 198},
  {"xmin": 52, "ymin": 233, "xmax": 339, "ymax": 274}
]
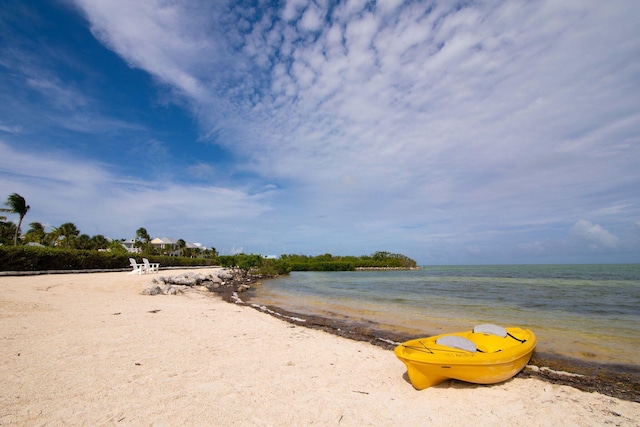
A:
[{"xmin": 1, "ymin": 0, "xmax": 639, "ymax": 264}]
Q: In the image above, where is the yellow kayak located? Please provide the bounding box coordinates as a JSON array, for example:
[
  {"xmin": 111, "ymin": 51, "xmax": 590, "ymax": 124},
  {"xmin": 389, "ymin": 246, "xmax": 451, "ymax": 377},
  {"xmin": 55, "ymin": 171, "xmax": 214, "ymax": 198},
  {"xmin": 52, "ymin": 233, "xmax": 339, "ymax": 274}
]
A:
[{"xmin": 394, "ymin": 324, "xmax": 536, "ymax": 390}]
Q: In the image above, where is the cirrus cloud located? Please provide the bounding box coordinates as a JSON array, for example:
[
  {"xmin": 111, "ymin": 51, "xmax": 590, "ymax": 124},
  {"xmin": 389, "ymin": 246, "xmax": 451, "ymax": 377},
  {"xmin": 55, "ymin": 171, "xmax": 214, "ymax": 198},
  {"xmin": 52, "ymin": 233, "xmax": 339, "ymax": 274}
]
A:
[{"xmin": 1, "ymin": 0, "xmax": 638, "ymax": 263}]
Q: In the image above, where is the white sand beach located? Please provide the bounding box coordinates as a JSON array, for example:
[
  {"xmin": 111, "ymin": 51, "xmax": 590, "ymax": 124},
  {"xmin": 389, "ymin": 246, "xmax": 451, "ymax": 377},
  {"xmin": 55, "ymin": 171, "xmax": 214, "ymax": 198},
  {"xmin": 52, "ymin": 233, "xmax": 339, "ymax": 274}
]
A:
[{"xmin": 1, "ymin": 269, "xmax": 638, "ymax": 426}]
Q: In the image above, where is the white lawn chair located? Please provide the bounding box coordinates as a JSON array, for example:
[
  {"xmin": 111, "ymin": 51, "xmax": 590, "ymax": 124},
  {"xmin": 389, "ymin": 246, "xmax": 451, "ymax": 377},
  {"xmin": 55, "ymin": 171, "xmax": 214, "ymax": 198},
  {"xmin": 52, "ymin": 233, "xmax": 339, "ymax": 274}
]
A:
[
  {"xmin": 143, "ymin": 258, "xmax": 160, "ymax": 273},
  {"xmin": 128, "ymin": 258, "xmax": 144, "ymax": 275}
]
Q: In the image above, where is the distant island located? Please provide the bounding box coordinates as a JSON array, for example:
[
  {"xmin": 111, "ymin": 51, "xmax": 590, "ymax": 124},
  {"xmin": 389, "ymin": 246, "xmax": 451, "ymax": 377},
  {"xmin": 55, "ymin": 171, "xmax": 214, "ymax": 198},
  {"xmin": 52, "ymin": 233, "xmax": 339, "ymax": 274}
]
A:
[{"xmin": 280, "ymin": 252, "xmax": 417, "ymax": 271}]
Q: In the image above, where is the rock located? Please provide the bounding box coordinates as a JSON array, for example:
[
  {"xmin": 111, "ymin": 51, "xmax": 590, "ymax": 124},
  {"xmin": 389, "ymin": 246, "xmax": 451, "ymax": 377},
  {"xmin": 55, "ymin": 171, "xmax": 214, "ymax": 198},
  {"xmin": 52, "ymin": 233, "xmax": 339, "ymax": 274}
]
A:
[
  {"xmin": 217, "ymin": 271, "xmax": 233, "ymax": 280},
  {"xmin": 202, "ymin": 280, "xmax": 220, "ymax": 291},
  {"xmin": 173, "ymin": 276, "xmax": 193, "ymax": 286},
  {"xmin": 142, "ymin": 268, "xmax": 262, "ymax": 297},
  {"xmin": 166, "ymin": 285, "xmax": 183, "ymax": 295},
  {"xmin": 141, "ymin": 284, "xmax": 188, "ymax": 295},
  {"xmin": 141, "ymin": 285, "xmax": 163, "ymax": 295}
]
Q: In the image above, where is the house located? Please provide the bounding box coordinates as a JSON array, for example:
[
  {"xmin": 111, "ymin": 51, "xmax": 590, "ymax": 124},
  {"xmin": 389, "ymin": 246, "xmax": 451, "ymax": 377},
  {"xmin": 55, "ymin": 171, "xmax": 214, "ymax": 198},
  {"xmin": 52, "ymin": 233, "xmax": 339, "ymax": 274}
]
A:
[
  {"xmin": 187, "ymin": 242, "xmax": 205, "ymax": 250},
  {"xmin": 121, "ymin": 238, "xmax": 140, "ymax": 253},
  {"xmin": 150, "ymin": 237, "xmax": 207, "ymax": 255},
  {"xmin": 120, "ymin": 236, "xmax": 206, "ymax": 256},
  {"xmin": 150, "ymin": 237, "xmax": 178, "ymax": 251}
]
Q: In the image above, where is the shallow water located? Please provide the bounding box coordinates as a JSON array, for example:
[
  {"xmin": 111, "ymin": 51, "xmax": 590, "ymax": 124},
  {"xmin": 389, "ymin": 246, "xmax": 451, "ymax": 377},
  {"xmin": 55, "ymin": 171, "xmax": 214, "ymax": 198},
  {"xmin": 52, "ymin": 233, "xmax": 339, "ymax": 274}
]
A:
[{"xmin": 247, "ymin": 264, "xmax": 640, "ymax": 366}]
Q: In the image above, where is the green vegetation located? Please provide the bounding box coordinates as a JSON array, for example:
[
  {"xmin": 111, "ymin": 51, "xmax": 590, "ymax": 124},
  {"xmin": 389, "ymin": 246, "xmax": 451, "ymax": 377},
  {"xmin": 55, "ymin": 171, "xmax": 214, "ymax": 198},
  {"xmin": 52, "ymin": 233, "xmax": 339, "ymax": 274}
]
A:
[
  {"xmin": 0, "ymin": 192, "xmax": 416, "ymax": 275},
  {"xmin": 218, "ymin": 254, "xmax": 292, "ymax": 277},
  {"xmin": 0, "ymin": 193, "xmax": 30, "ymax": 246},
  {"xmin": 0, "ymin": 192, "xmax": 221, "ymax": 271},
  {"xmin": 0, "ymin": 245, "xmax": 415, "ymax": 275},
  {"xmin": 282, "ymin": 251, "xmax": 417, "ymax": 271},
  {"xmin": 0, "ymin": 246, "xmax": 217, "ymax": 271}
]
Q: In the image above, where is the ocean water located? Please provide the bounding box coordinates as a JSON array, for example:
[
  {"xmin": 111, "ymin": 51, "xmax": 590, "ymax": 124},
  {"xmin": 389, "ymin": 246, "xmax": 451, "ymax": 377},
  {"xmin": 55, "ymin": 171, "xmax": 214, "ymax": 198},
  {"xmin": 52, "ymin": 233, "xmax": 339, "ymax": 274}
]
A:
[{"xmin": 247, "ymin": 264, "xmax": 640, "ymax": 366}]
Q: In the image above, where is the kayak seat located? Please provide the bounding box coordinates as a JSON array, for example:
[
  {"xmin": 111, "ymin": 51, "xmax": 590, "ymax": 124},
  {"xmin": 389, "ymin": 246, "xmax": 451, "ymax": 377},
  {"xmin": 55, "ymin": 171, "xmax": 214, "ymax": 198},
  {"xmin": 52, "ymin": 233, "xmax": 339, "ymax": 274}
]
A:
[
  {"xmin": 436, "ymin": 335, "xmax": 477, "ymax": 353},
  {"xmin": 473, "ymin": 324, "xmax": 507, "ymax": 337}
]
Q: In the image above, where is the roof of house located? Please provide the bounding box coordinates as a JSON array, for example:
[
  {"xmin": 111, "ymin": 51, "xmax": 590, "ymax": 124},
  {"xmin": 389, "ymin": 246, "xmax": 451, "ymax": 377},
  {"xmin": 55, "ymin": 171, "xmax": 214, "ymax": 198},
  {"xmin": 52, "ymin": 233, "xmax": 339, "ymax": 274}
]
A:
[
  {"xmin": 150, "ymin": 237, "xmax": 177, "ymax": 245},
  {"xmin": 149, "ymin": 237, "xmax": 207, "ymax": 250}
]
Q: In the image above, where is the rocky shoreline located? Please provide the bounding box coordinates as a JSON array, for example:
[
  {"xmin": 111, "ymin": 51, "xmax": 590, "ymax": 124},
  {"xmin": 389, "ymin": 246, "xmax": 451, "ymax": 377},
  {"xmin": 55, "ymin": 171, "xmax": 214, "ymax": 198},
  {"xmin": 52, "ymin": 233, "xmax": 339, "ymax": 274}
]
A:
[
  {"xmin": 140, "ymin": 269, "xmax": 254, "ymax": 298},
  {"xmin": 143, "ymin": 271, "xmax": 640, "ymax": 403}
]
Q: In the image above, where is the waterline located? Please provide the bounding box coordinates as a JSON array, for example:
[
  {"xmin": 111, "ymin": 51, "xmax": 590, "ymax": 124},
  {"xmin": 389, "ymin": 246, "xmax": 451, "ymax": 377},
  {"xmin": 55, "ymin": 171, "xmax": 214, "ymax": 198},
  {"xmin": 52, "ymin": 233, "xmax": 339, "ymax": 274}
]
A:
[{"xmin": 248, "ymin": 265, "xmax": 640, "ymax": 366}]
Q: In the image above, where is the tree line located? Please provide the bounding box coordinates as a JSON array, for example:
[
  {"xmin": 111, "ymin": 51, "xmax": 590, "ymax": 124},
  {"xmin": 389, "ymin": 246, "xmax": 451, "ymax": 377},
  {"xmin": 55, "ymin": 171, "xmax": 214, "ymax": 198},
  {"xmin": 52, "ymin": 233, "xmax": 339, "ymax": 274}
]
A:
[
  {"xmin": 281, "ymin": 252, "xmax": 418, "ymax": 271},
  {"xmin": 130, "ymin": 227, "xmax": 217, "ymax": 258},
  {"xmin": 0, "ymin": 193, "xmax": 216, "ymax": 257},
  {"xmin": 1, "ymin": 193, "xmax": 417, "ymax": 272}
]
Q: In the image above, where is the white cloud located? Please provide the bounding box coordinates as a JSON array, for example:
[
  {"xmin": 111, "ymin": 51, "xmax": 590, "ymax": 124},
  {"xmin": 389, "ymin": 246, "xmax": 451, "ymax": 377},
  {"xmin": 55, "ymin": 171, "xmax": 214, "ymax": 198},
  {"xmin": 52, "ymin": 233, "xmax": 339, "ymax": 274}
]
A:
[
  {"xmin": 70, "ymin": 0, "xmax": 221, "ymax": 101},
  {"xmin": 0, "ymin": 124, "xmax": 22, "ymax": 133},
  {"xmin": 299, "ymin": 4, "xmax": 324, "ymax": 32},
  {"xmin": 186, "ymin": 163, "xmax": 216, "ymax": 180},
  {"xmin": 281, "ymin": 0, "xmax": 308, "ymax": 22},
  {"xmin": 571, "ymin": 220, "xmax": 620, "ymax": 249},
  {"xmin": 0, "ymin": 141, "xmax": 271, "ymax": 246},
  {"xmin": 25, "ymin": 76, "xmax": 88, "ymax": 109},
  {"xmin": 4, "ymin": 0, "xmax": 638, "ymax": 262}
]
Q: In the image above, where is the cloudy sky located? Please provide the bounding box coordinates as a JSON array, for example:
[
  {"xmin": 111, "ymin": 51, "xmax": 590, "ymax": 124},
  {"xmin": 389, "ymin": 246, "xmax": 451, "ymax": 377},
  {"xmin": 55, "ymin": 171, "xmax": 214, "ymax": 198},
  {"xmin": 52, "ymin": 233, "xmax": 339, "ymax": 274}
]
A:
[{"xmin": 1, "ymin": 0, "xmax": 639, "ymax": 264}]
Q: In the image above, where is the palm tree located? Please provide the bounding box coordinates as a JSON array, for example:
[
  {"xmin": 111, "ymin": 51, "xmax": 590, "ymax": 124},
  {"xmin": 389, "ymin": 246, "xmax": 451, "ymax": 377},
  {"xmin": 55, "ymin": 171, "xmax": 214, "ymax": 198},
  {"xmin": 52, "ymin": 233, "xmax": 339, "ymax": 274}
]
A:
[
  {"xmin": 90, "ymin": 234, "xmax": 109, "ymax": 250},
  {"xmin": 176, "ymin": 238, "xmax": 186, "ymax": 256},
  {"xmin": 135, "ymin": 227, "xmax": 151, "ymax": 253},
  {"xmin": 0, "ymin": 193, "xmax": 30, "ymax": 246},
  {"xmin": 23, "ymin": 222, "xmax": 47, "ymax": 244},
  {"xmin": 203, "ymin": 248, "xmax": 218, "ymax": 258},
  {"xmin": 0, "ymin": 221, "xmax": 18, "ymax": 245},
  {"xmin": 74, "ymin": 234, "xmax": 91, "ymax": 250},
  {"xmin": 45, "ymin": 227, "xmax": 60, "ymax": 247},
  {"xmin": 56, "ymin": 222, "xmax": 80, "ymax": 248},
  {"xmin": 135, "ymin": 227, "xmax": 151, "ymax": 243}
]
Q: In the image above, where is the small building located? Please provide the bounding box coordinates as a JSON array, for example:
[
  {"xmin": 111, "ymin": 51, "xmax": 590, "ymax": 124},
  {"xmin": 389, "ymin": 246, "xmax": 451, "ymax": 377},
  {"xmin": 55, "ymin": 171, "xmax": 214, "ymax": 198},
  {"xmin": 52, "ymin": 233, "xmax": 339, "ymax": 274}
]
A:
[
  {"xmin": 121, "ymin": 238, "xmax": 140, "ymax": 253},
  {"xmin": 150, "ymin": 237, "xmax": 178, "ymax": 251}
]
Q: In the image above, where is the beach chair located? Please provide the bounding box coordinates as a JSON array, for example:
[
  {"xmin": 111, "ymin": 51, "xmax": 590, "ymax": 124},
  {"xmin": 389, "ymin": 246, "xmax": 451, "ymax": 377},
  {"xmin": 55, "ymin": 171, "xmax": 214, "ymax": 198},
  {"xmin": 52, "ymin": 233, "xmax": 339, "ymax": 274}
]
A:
[
  {"xmin": 143, "ymin": 258, "xmax": 160, "ymax": 273},
  {"xmin": 128, "ymin": 258, "xmax": 144, "ymax": 275}
]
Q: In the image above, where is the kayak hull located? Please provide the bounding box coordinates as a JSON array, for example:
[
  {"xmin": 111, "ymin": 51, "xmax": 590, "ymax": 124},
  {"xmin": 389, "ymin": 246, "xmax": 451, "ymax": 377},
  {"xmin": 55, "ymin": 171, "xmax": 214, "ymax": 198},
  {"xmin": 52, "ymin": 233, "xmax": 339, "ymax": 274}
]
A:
[{"xmin": 394, "ymin": 327, "xmax": 536, "ymax": 390}]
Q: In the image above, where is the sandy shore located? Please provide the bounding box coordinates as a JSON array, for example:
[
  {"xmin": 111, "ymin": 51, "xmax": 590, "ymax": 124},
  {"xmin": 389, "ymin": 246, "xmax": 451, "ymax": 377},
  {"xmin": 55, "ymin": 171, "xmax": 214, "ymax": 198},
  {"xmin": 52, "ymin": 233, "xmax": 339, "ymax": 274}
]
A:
[{"xmin": 1, "ymin": 270, "xmax": 638, "ymax": 426}]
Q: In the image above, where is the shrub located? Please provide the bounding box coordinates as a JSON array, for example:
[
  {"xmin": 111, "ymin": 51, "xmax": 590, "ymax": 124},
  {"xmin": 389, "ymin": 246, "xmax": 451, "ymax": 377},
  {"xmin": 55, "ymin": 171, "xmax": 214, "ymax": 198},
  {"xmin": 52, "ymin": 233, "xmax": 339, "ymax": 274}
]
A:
[
  {"xmin": 0, "ymin": 246, "xmax": 217, "ymax": 271},
  {"xmin": 0, "ymin": 246, "xmax": 129, "ymax": 271}
]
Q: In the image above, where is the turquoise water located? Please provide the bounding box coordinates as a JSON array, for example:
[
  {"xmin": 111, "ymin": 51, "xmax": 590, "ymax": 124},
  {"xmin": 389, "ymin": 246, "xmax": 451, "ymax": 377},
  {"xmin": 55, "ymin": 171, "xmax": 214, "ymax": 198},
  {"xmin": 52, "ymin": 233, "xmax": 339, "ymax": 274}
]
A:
[{"xmin": 247, "ymin": 264, "xmax": 640, "ymax": 366}]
